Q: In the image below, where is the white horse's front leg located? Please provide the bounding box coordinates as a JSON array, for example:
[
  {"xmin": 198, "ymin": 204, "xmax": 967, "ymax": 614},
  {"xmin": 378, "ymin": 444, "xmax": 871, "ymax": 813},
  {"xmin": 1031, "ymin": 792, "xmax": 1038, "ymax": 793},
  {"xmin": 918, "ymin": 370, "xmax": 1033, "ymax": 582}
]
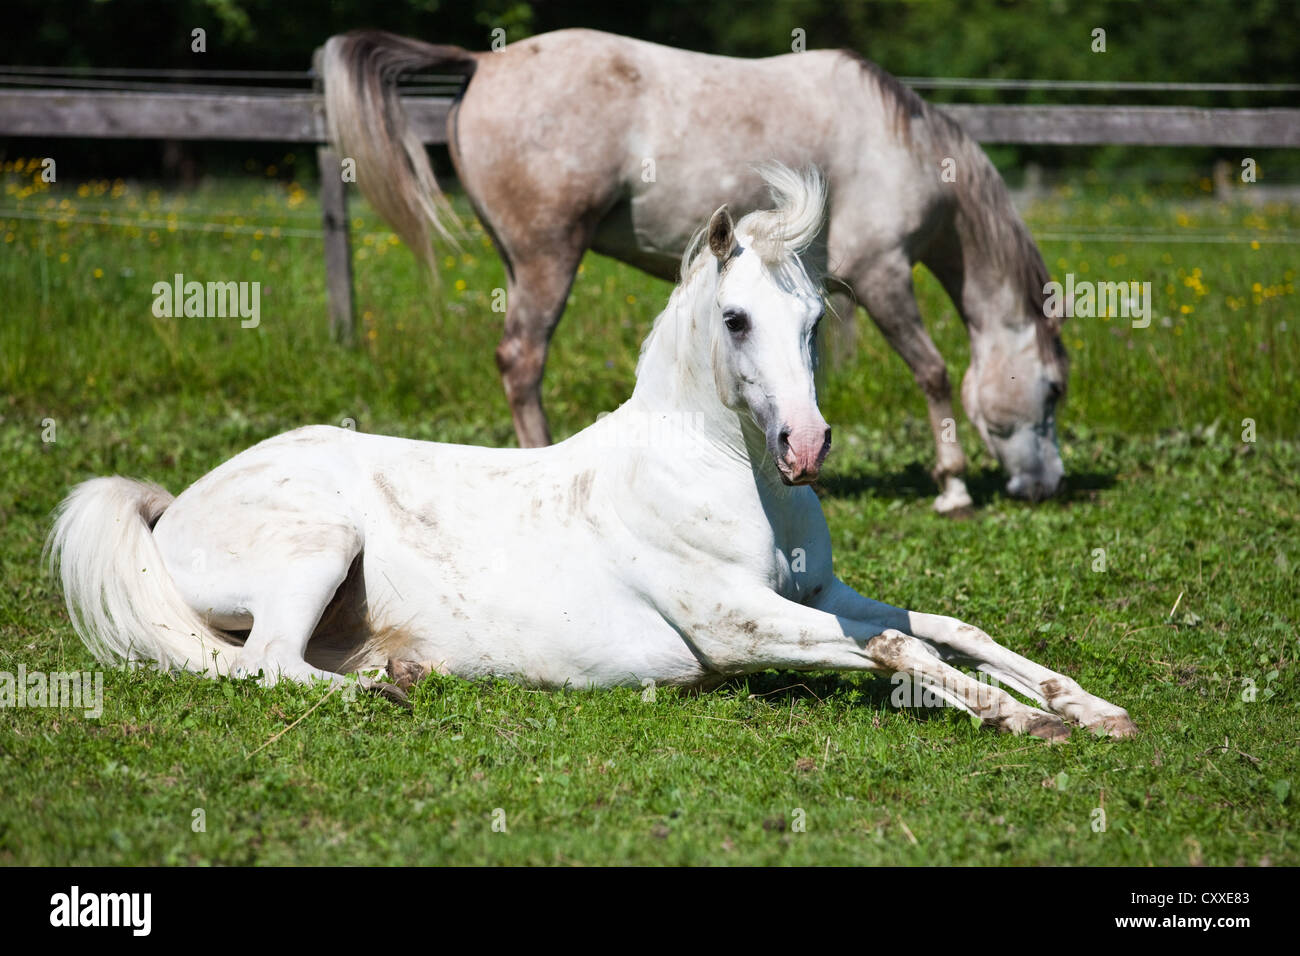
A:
[
  {"xmin": 690, "ymin": 590, "xmax": 1070, "ymax": 739},
  {"xmin": 814, "ymin": 578, "xmax": 1137, "ymax": 737}
]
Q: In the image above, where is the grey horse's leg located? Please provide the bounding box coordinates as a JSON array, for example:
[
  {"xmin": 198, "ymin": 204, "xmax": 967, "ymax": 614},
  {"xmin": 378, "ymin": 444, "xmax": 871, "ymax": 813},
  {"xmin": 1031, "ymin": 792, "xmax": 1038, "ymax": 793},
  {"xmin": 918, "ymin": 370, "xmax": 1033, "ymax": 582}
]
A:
[
  {"xmin": 495, "ymin": 244, "xmax": 587, "ymax": 448},
  {"xmin": 850, "ymin": 254, "xmax": 973, "ymax": 515}
]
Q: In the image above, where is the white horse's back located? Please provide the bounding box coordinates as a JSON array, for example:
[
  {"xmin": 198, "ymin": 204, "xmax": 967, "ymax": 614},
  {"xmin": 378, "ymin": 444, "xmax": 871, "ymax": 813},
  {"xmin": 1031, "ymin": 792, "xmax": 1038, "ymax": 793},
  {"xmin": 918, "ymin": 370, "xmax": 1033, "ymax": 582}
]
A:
[{"xmin": 148, "ymin": 423, "xmax": 703, "ymax": 687}]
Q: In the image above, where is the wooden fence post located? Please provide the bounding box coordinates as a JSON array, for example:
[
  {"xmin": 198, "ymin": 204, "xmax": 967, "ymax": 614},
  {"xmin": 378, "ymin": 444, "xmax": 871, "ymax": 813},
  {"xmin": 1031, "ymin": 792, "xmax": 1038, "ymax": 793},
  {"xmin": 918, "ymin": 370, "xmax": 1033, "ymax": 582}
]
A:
[
  {"xmin": 313, "ymin": 46, "xmax": 354, "ymax": 346},
  {"xmin": 317, "ymin": 144, "xmax": 354, "ymax": 345}
]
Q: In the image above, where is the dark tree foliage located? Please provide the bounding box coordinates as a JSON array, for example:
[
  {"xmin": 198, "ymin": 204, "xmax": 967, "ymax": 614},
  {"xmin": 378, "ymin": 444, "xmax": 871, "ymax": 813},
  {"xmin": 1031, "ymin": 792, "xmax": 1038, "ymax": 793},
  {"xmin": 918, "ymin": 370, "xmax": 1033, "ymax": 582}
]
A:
[
  {"xmin": 5, "ymin": 0, "xmax": 1295, "ymax": 85},
  {"xmin": 2, "ymin": 0, "xmax": 1295, "ymax": 177}
]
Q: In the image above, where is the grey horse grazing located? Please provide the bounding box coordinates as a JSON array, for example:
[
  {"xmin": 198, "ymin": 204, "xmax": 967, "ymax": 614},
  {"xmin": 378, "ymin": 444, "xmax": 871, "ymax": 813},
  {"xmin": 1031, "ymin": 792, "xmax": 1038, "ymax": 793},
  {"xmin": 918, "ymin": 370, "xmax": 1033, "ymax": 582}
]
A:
[{"xmin": 323, "ymin": 28, "xmax": 1067, "ymax": 513}]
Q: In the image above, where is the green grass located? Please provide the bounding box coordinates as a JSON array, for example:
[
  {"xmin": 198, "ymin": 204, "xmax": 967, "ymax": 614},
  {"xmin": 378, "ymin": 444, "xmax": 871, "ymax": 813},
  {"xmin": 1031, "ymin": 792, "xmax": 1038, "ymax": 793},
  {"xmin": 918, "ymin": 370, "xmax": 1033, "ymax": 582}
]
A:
[{"xmin": 0, "ymin": 168, "xmax": 1296, "ymax": 864}]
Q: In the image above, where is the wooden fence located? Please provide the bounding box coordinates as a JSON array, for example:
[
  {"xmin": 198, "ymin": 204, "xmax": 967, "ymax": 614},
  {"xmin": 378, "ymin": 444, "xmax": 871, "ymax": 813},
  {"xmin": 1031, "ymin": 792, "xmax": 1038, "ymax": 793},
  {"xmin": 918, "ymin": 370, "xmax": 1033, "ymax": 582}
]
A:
[{"xmin": 2, "ymin": 82, "xmax": 1297, "ymax": 342}]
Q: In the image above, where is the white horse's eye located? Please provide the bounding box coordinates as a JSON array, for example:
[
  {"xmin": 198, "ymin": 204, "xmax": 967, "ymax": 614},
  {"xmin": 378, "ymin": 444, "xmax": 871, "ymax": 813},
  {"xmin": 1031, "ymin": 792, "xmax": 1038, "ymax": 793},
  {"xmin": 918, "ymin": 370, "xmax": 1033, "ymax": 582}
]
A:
[{"xmin": 723, "ymin": 308, "xmax": 751, "ymax": 335}]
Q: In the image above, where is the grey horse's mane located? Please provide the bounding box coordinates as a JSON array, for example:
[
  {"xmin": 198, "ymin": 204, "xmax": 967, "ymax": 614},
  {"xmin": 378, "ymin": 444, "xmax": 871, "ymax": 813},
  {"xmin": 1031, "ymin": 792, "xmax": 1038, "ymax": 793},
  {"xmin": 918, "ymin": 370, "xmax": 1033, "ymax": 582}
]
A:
[{"xmin": 844, "ymin": 52, "xmax": 1061, "ymax": 368}]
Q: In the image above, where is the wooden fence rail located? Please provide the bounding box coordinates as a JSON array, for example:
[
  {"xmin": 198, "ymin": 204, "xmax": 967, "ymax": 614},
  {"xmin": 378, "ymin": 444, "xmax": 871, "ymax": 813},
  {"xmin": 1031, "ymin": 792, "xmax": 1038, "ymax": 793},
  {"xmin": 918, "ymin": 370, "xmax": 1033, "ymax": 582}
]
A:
[
  {"xmin": 2, "ymin": 87, "xmax": 1297, "ymax": 340},
  {"xmin": 4, "ymin": 90, "xmax": 1298, "ymax": 147}
]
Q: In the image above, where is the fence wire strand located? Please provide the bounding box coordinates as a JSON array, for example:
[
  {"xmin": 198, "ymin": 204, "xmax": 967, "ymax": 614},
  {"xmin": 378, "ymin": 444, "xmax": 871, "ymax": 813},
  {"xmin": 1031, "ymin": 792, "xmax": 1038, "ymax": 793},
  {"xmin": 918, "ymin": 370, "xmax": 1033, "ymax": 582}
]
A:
[
  {"xmin": 2, "ymin": 63, "xmax": 1295, "ymax": 94},
  {"xmin": 1, "ymin": 207, "xmax": 1295, "ymax": 246}
]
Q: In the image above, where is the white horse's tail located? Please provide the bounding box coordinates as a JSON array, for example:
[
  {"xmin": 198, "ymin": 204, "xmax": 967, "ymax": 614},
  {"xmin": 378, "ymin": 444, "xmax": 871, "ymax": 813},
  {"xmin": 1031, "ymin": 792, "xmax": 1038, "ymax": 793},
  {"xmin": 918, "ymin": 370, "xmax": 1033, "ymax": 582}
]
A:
[
  {"xmin": 320, "ymin": 29, "xmax": 478, "ymax": 268},
  {"xmin": 46, "ymin": 477, "xmax": 239, "ymax": 678}
]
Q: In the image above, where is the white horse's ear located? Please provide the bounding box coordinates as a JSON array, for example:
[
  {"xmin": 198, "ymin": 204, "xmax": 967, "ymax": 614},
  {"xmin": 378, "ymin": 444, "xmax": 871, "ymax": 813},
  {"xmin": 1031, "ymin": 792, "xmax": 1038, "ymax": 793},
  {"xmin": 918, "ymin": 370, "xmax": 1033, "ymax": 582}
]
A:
[{"xmin": 708, "ymin": 205, "xmax": 735, "ymax": 262}]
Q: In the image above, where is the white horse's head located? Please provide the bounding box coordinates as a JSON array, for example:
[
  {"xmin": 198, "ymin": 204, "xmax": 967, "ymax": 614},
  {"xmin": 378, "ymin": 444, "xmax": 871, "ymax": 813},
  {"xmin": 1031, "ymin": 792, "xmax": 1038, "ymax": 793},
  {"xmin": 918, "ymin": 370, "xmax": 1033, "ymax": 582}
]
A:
[{"xmin": 702, "ymin": 165, "xmax": 830, "ymax": 484}]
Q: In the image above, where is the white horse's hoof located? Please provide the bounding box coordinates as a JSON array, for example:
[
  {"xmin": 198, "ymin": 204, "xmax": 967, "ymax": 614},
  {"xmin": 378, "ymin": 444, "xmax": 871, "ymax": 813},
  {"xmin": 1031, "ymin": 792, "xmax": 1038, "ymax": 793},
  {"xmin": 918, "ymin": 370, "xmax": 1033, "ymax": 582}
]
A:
[
  {"xmin": 1024, "ymin": 714, "xmax": 1072, "ymax": 742},
  {"xmin": 357, "ymin": 673, "xmax": 411, "ymax": 706},
  {"xmin": 386, "ymin": 658, "xmax": 433, "ymax": 691},
  {"xmin": 1087, "ymin": 712, "xmax": 1139, "ymax": 739}
]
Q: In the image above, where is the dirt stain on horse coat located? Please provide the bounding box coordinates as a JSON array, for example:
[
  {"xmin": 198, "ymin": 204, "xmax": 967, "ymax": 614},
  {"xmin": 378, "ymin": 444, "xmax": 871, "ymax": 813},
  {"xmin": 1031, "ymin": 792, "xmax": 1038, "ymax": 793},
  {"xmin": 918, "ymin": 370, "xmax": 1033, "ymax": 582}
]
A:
[
  {"xmin": 569, "ymin": 469, "xmax": 595, "ymax": 516},
  {"xmin": 607, "ymin": 55, "xmax": 641, "ymax": 86},
  {"xmin": 374, "ymin": 473, "xmax": 437, "ymax": 530}
]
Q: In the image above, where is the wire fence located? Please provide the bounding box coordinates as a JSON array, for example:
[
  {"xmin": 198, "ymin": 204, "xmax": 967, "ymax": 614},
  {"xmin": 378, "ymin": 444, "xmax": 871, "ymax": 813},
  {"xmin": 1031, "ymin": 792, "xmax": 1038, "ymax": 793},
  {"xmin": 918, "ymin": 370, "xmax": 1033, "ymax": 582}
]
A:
[
  {"xmin": 0, "ymin": 65, "xmax": 467, "ymax": 97},
  {"xmin": 901, "ymin": 77, "xmax": 1300, "ymax": 93},
  {"xmin": 3, "ymin": 206, "xmax": 1297, "ymax": 246},
  {"xmin": 3, "ymin": 64, "xmax": 1297, "ymax": 95},
  {"xmin": 3, "ymin": 65, "xmax": 1296, "ymax": 248},
  {"xmin": 0, "ymin": 207, "xmax": 389, "ymax": 241},
  {"xmin": 0, "ymin": 66, "xmax": 315, "ymax": 79}
]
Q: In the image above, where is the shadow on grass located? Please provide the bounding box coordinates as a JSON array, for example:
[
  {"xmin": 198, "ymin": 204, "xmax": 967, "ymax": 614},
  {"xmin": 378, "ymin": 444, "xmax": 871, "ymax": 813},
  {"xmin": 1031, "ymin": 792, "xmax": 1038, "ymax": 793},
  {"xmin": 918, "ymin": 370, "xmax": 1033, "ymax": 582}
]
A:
[
  {"xmin": 815, "ymin": 462, "xmax": 1117, "ymax": 508},
  {"xmin": 708, "ymin": 670, "xmax": 959, "ymax": 724}
]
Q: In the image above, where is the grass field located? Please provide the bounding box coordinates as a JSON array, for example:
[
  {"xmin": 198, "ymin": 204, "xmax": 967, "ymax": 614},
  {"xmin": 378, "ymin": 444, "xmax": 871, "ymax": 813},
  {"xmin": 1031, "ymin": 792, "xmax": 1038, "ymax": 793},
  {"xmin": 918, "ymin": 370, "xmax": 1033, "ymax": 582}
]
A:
[{"xmin": 0, "ymin": 162, "xmax": 1297, "ymax": 865}]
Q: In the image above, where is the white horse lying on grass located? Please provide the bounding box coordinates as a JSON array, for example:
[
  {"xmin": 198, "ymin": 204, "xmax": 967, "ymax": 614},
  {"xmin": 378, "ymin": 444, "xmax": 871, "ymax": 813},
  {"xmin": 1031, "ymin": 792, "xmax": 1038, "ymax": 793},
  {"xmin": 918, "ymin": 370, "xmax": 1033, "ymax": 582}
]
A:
[{"xmin": 49, "ymin": 166, "xmax": 1135, "ymax": 740}]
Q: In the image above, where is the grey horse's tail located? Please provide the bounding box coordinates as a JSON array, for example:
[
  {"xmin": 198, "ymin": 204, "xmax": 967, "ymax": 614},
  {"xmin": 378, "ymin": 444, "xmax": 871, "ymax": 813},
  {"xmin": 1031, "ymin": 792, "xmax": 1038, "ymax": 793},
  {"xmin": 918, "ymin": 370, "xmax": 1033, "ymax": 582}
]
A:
[{"xmin": 321, "ymin": 30, "xmax": 478, "ymax": 268}]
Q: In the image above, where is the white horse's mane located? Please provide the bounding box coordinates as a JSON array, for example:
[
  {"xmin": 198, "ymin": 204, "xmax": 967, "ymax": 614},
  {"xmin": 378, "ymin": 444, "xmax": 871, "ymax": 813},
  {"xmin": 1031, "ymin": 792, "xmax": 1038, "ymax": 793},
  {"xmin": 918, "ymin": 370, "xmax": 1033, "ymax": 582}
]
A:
[
  {"xmin": 680, "ymin": 163, "xmax": 827, "ymax": 278},
  {"xmin": 636, "ymin": 164, "xmax": 826, "ymax": 379}
]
